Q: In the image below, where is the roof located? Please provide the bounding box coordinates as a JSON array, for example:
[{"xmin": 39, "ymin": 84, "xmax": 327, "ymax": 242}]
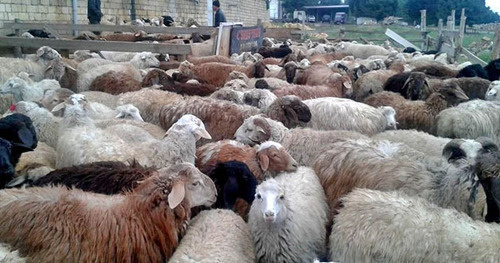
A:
[{"xmin": 303, "ymin": 5, "xmax": 349, "ymax": 9}]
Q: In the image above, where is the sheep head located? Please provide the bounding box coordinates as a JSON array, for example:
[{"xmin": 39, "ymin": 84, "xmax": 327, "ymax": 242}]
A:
[
  {"xmin": 208, "ymin": 161, "xmax": 257, "ymax": 209},
  {"xmin": 253, "ymin": 61, "xmax": 268, "ymax": 79},
  {"xmin": 166, "ymin": 114, "xmax": 211, "ymax": 141},
  {"xmin": 229, "ymin": 71, "xmax": 250, "ymax": 83},
  {"xmin": 473, "ymin": 141, "xmax": 500, "ymax": 223},
  {"xmin": 234, "ymin": 115, "xmax": 272, "ymax": 146},
  {"xmin": 379, "ymin": 106, "xmax": 397, "ymax": 130},
  {"xmin": 224, "ymin": 79, "xmax": 249, "ymax": 91},
  {"xmin": 115, "ymin": 104, "xmax": 143, "ymax": 121},
  {"xmin": 0, "ymin": 138, "xmax": 15, "ymax": 180},
  {"xmin": 243, "ymin": 89, "xmax": 277, "ymax": 110},
  {"xmin": 210, "ymin": 88, "xmax": 244, "ymax": 104},
  {"xmin": 256, "ymin": 141, "xmax": 297, "ymax": 174},
  {"xmin": 404, "ymin": 72, "xmax": 430, "ymax": 100},
  {"xmin": 266, "ymin": 95, "xmax": 311, "ymax": 128},
  {"xmin": 485, "ymin": 81, "xmax": 500, "ymax": 101},
  {"xmin": 438, "ymin": 80, "xmax": 469, "ymax": 106},
  {"xmin": 179, "ymin": 61, "xmax": 194, "ymax": 76},
  {"xmin": 36, "ymin": 46, "xmax": 62, "ymax": 62},
  {"xmin": 40, "ymin": 88, "xmax": 75, "ymax": 111},
  {"xmin": 253, "ymin": 178, "xmax": 288, "ymax": 223},
  {"xmin": 0, "ymin": 77, "xmax": 28, "ymax": 101},
  {"xmin": 284, "ymin": 61, "xmax": 299, "ymax": 84}
]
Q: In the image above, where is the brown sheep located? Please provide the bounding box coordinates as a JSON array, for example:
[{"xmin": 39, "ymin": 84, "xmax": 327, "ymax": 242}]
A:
[
  {"xmin": 411, "ymin": 63, "xmax": 458, "ymax": 78},
  {"xmin": 141, "ymin": 69, "xmax": 218, "ymax": 96},
  {"xmin": 89, "ymin": 71, "xmax": 142, "ymax": 95},
  {"xmin": 146, "ymin": 94, "xmax": 311, "ymax": 143},
  {"xmin": 40, "ymin": 88, "xmax": 75, "ymax": 111},
  {"xmin": 0, "ymin": 162, "xmax": 217, "ymax": 263},
  {"xmin": 158, "ymin": 61, "xmax": 181, "ymax": 71},
  {"xmin": 364, "ymin": 85, "xmax": 469, "ymax": 133},
  {"xmin": 296, "ymin": 62, "xmax": 353, "ymax": 98},
  {"xmin": 100, "ymin": 30, "xmax": 148, "ymax": 42},
  {"xmin": 187, "ymin": 55, "xmax": 236, "ymax": 65},
  {"xmin": 273, "ymin": 74, "xmax": 352, "ymax": 99},
  {"xmin": 58, "ymin": 64, "xmax": 78, "ymax": 92},
  {"xmin": 179, "ymin": 61, "xmax": 268, "ymax": 87}
]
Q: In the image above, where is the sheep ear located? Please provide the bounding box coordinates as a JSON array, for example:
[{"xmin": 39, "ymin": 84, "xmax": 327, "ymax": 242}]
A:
[
  {"xmin": 258, "ymin": 153, "xmax": 270, "ymax": 172},
  {"xmin": 16, "ymin": 125, "xmax": 35, "ymax": 148},
  {"xmin": 168, "ymin": 180, "xmax": 185, "ymax": 209},
  {"xmin": 36, "ymin": 48, "xmax": 45, "ymax": 57},
  {"xmin": 193, "ymin": 127, "xmax": 211, "ymax": 140},
  {"xmin": 6, "ymin": 175, "xmax": 28, "ymax": 188},
  {"xmin": 402, "ymin": 77, "xmax": 412, "ymax": 90},
  {"xmin": 51, "ymin": 102, "xmax": 66, "ymax": 114},
  {"xmin": 442, "ymin": 141, "xmax": 466, "ymax": 162},
  {"xmin": 223, "ymin": 176, "xmax": 239, "ymax": 209},
  {"xmin": 115, "ymin": 112, "xmax": 125, "ymax": 119}
]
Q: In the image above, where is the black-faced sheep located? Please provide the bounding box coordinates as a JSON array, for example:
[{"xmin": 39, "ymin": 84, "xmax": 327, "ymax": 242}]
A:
[
  {"xmin": 0, "ymin": 162, "xmax": 217, "ymax": 262},
  {"xmin": 484, "ymin": 58, "xmax": 500, "ymax": 81},
  {"xmin": 457, "ymin": 63, "xmax": 489, "ymax": 79},
  {"xmin": 383, "ymin": 72, "xmax": 431, "ymax": 100},
  {"xmin": 351, "ymin": 62, "xmax": 405, "ymax": 101},
  {"xmin": 248, "ymin": 167, "xmax": 329, "ymax": 263}
]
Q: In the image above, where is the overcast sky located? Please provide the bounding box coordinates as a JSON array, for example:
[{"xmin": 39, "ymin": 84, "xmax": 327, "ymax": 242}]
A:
[{"xmin": 486, "ymin": 0, "xmax": 500, "ymax": 14}]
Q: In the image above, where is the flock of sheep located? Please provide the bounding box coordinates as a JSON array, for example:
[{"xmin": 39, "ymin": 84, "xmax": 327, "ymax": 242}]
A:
[{"xmin": 0, "ymin": 29, "xmax": 499, "ymax": 263}]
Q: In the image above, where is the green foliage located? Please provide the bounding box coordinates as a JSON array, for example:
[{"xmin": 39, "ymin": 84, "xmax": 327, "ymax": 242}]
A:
[
  {"xmin": 348, "ymin": 0, "xmax": 399, "ymax": 20},
  {"xmin": 282, "ymin": 0, "xmax": 343, "ymax": 13}
]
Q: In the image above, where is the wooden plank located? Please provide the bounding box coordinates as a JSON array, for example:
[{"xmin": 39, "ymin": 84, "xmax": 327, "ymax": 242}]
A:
[
  {"xmin": 0, "ymin": 37, "xmax": 192, "ymax": 54},
  {"xmin": 491, "ymin": 30, "xmax": 500, "ymax": 60},
  {"xmin": 462, "ymin": 48, "xmax": 487, "ymax": 67},
  {"xmin": 441, "ymin": 43, "xmax": 456, "ymax": 57},
  {"xmin": 3, "ymin": 22, "xmax": 217, "ymax": 35},
  {"xmin": 385, "ymin": 28, "xmax": 420, "ymax": 50},
  {"xmin": 217, "ymin": 24, "xmax": 233, "ymax": 57}
]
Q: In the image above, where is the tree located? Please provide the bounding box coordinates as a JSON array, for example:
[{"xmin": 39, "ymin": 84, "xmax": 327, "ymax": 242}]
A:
[
  {"xmin": 348, "ymin": 0, "xmax": 399, "ymax": 20},
  {"xmin": 282, "ymin": 0, "xmax": 343, "ymax": 13}
]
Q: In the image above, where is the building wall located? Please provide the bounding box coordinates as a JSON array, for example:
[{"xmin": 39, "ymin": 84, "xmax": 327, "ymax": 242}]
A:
[{"xmin": 0, "ymin": 0, "xmax": 269, "ymax": 35}]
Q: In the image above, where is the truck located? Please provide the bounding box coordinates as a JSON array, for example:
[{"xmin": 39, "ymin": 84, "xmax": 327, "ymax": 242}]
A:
[
  {"xmin": 334, "ymin": 12, "xmax": 347, "ymax": 24},
  {"xmin": 293, "ymin": 10, "xmax": 306, "ymax": 23}
]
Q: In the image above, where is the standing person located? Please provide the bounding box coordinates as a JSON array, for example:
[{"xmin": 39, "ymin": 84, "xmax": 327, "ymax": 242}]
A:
[
  {"xmin": 87, "ymin": 0, "xmax": 103, "ymax": 25},
  {"xmin": 213, "ymin": 1, "xmax": 227, "ymax": 27}
]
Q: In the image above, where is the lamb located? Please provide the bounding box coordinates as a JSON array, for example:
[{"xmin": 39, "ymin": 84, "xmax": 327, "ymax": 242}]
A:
[
  {"xmin": 76, "ymin": 52, "xmax": 160, "ymax": 92},
  {"xmin": 302, "ymin": 97, "xmax": 397, "ymax": 134},
  {"xmin": 351, "ymin": 62, "xmax": 405, "ymax": 101},
  {"xmin": 89, "ymin": 71, "xmax": 142, "ymax": 95},
  {"xmin": 234, "ymin": 115, "xmax": 368, "ymax": 166},
  {"xmin": 257, "ymin": 45, "xmax": 293, "ymax": 58},
  {"xmin": 372, "ymin": 130, "xmax": 451, "ymax": 157},
  {"xmin": 196, "ymin": 140, "xmax": 298, "ymax": 182},
  {"xmin": 1, "ymin": 76, "xmax": 60, "ymax": 102},
  {"xmin": 248, "ymin": 167, "xmax": 329, "ymax": 263},
  {"xmin": 0, "ymin": 162, "xmax": 217, "ymax": 262},
  {"xmin": 254, "ymin": 78, "xmax": 291, "ymax": 91},
  {"xmin": 179, "ymin": 61, "xmax": 268, "ymax": 87},
  {"xmin": 485, "ymin": 80, "xmax": 500, "ymax": 101},
  {"xmin": 336, "ymin": 42, "xmax": 389, "ymax": 59},
  {"xmin": 56, "ymin": 97, "xmax": 211, "ymax": 168},
  {"xmin": 435, "ymin": 99, "xmax": 500, "ymax": 143},
  {"xmin": 364, "ymin": 86, "xmax": 469, "ymax": 133},
  {"xmin": 169, "ymin": 209, "xmax": 254, "ymax": 263},
  {"xmin": 484, "ymin": 58, "xmax": 500, "ymax": 81},
  {"xmin": 142, "ymin": 69, "xmax": 218, "ymax": 96},
  {"xmin": 147, "ymin": 94, "xmax": 311, "ymax": 142},
  {"xmin": 312, "ymin": 138, "xmax": 492, "ymax": 220},
  {"xmin": 330, "ymin": 188, "xmax": 500, "ymax": 262},
  {"xmin": 383, "ymin": 72, "xmax": 431, "ymax": 100}
]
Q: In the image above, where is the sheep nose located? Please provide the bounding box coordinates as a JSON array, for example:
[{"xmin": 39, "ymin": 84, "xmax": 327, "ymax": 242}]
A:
[{"xmin": 265, "ymin": 211, "xmax": 275, "ymax": 217}]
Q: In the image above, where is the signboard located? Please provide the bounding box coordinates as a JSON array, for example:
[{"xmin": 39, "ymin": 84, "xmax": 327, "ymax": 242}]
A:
[{"xmin": 230, "ymin": 26, "xmax": 264, "ymax": 55}]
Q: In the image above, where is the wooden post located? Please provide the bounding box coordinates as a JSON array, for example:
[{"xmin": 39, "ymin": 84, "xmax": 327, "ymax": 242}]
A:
[
  {"xmin": 491, "ymin": 30, "xmax": 500, "ymax": 60},
  {"xmin": 451, "ymin": 9, "xmax": 456, "ymax": 31},
  {"xmin": 13, "ymin": 19, "xmax": 22, "ymax": 58},
  {"xmin": 420, "ymin": 10, "xmax": 427, "ymax": 50},
  {"xmin": 456, "ymin": 8, "xmax": 466, "ymax": 62},
  {"xmin": 437, "ymin": 19, "xmax": 443, "ymax": 51},
  {"xmin": 447, "ymin": 16, "xmax": 453, "ymax": 30},
  {"xmin": 339, "ymin": 29, "xmax": 345, "ymax": 40}
]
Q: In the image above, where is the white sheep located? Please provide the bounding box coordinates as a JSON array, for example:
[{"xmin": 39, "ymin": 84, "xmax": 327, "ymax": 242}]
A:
[
  {"xmin": 249, "ymin": 167, "xmax": 329, "ymax": 263},
  {"xmin": 372, "ymin": 129, "xmax": 451, "ymax": 157},
  {"xmin": 336, "ymin": 42, "xmax": 389, "ymax": 59},
  {"xmin": 56, "ymin": 95, "xmax": 211, "ymax": 168},
  {"xmin": 169, "ymin": 209, "xmax": 254, "ymax": 263},
  {"xmin": 0, "ymin": 75, "xmax": 60, "ymax": 102},
  {"xmin": 302, "ymin": 97, "xmax": 397, "ymax": 135},
  {"xmin": 330, "ymin": 188, "xmax": 500, "ymax": 263}
]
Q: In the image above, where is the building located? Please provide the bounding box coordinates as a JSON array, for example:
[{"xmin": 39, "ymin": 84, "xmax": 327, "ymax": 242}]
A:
[
  {"xmin": 269, "ymin": 0, "xmax": 283, "ymax": 20},
  {"xmin": 0, "ymin": 0, "xmax": 269, "ymax": 35}
]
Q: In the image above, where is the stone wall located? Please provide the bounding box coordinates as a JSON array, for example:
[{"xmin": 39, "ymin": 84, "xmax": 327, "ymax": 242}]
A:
[{"xmin": 0, "ymin": 0, "xmax": 269, "ymax": 35}]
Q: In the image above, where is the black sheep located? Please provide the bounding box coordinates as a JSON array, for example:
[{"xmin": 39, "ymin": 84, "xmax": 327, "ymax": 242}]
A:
[
  {"xmin": 457, "ymin": 64, "xmax": 489, "ymax": 80},
  {"xmin": 0, "ymin": 138, "xmax": 16, "ymax": 189},
  {"xmin": 208, "ymin": 161, "xmax": 257, "ymax": 209},
  {"xmin": 258, "ymin": 45, "xmax": 293, "ymax": 58},
  {"xmin": 402, "ymin": 47, "xmax": 417, "ymax": 53},
  {"xmin": 384, "ymin": 72, "xmax": 429, "ymax": 100},
  {"xmin": 0, "ymin": 113, "xmax": 37, "ymax": 170},
  {"xmin": 484, "ymin": 58, "xmax": 500, "ymax": 81}
]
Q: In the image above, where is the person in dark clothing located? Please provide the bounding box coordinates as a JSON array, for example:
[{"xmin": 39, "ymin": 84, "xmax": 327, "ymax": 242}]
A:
[
  {"xmin": 87, "ymin": 0, "xmax": 103, "ymax": 24},
  {"xmin": 213, "ymin": 1, "xmax": 227, "ymax": 27}
]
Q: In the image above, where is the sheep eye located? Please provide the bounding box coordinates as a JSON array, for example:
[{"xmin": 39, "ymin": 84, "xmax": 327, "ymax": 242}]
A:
[
  {"xmin": 246, "ymin": 129, "xmax": 252, "ymax": 132},
  {"xmin": 192, "ymin": 182, "xmax": 200, "ymax": 186},
  {"xmin": 256, "ymin": 194, "xmax": 262, "ymax": 199},
  {"xmin": 279, "ymin": 195, "xmax": 284, "ymax": 200}
]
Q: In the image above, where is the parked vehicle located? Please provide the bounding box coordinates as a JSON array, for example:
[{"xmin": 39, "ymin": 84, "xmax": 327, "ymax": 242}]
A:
[
  {"xmin": 334, "ymin": 12, "xmax": 347, "ymax": 24},
  {"xmin": 322, "ymin": 14, "xmax": 331, "ymax": 23},
  {"xmin": 308, "ymin": 15, "xmax": 316, "ymax": 23}
]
